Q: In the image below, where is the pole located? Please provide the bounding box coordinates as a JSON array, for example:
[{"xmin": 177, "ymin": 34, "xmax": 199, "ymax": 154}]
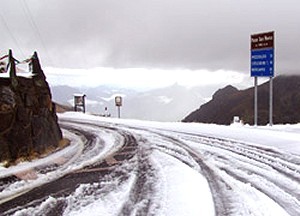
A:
[
  {"xmin": 254, "ymin": 77, "xmax": 258, "ymax": 126},
  {"xmin": 269, "ymin": 77, "xmax": 273, "ymax": 126},
  {"xmin": 118, "ymin": 106, "xmax": 121, "ymax": 118}
]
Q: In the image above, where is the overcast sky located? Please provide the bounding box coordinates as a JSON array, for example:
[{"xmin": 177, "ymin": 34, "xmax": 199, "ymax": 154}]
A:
[{"xmin": 0, "ymin": 0, "xmax": 299, "ymax": 90}]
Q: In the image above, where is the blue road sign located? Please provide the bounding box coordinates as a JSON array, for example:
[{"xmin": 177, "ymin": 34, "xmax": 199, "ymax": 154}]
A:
[{"xmin": 251, "ymin": 48, "xmax": 274, "ymax": 77}]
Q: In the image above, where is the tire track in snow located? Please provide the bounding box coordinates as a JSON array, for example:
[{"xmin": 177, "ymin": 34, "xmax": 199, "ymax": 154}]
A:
[
  {"xmin": 0, "ymin": 123, "xmax": 94, "ymax": 214},
  {"xmin": 111, "ymin": 125, "xmax": 232, "ymax": 215},
  {"xmin": 58, "ymin": 121, "xmax": 161, "ymax": 216},
  {"xmin": 0, "ymin": 120, "xmax": 143, "ymax": 215},
  {"xmin": 60, "ymin": 121, "xmax": 300, "ymax": 216},
  {"xmin": 173, "ymin": 131, "xmax": 300, "ymax": 215},
  {"xmin": 119, "ymin": 125, "xmax": 300, "ymax": 215},
  {"xmin": 134, "ymin": 129, "xmax": 233, "ymax": 215},
  {"xmin": 0, "ymin": 126, "xmax": 85, "ymax": 206},
  {"xmin": 2, "ymin": 118, "xmax": 300, "ymax": 216}
]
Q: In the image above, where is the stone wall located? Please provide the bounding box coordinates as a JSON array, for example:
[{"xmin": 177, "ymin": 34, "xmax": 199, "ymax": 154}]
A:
[{"xmin": 0, "ymin": 50, "xmax": 62, "ymax": 163}]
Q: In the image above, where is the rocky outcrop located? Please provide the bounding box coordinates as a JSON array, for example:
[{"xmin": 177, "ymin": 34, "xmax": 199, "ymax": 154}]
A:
[
  {"xmin": 183, "ymin": 75, "xmax": 300, "ymax": 125},
  {"xmin": 0, "ymin": 50, "xmax": 62, "ymax": 163}
]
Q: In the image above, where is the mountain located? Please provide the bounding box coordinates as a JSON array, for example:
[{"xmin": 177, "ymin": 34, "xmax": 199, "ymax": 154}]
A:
[
  {"xmin": 183, "ymin": 75, "xmax": 300, "ymax": 125},
  {"xmin": 51, "ymin": 84, "xmax": 206, "ymax": 121},
  {"xmin": 122, "ymin": 84, "xmax": 206, "ymax": 121},
  {"xmin": 51, "ymin": 85, "xmax": 137, "ymax": 115}
]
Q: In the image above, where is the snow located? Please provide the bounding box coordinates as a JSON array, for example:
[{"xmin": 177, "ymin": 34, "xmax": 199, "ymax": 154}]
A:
[
  {"xmin": 152, "ymin": 150, "xmax": 215, "ymax": 216},
  {"xmin": 63, "ymin": 175, "xmax": 136, "ymax": 216},
  {"xmin": 157, "ymin": 95, "xmax": 173, "ymax": 104},
  {"xmin": 204, "ymin": 158, "xmax": 291, "ymax": 216},
  {"xmin": 73, "ymin": 93, "xmax": 86, "ymax": 97},
  {"xmin": 101, "ymin": 93, "xmax": 126, "ymax": 102},
  {"xmin": 1, "ymin": 112, "xmax": 300, "ymax": 215}
]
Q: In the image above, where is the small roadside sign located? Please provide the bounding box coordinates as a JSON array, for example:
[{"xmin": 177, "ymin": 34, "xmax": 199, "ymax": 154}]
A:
[
  {"xmin": 115, "ymin": 96, "xmax": 122, "ymax": 107},
  {"xmin": 74, "ymin": 94, "xmax": 86, "ymax": 113},
  {"xmin": 115, "ymin": 96, "xmax": 122, "ymax": 118}
]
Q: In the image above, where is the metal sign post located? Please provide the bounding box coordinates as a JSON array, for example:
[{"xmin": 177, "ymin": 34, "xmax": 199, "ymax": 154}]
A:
[
  {"xmin": 269, "ymin": 77, "xmax": 273, "ymax": 126},
  {"xmin": 250, "ymin": 31, "xmax": 274, "ymax": 126},
  {"xmin": 254, "ymin": 77, "xmax": 258, "ymax": 126}
]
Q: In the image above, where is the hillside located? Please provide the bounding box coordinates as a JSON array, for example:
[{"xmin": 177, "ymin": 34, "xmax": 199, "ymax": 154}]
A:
[{"xmin": 183, "ymin": 75, "xmax": 300, "ymax": 125}]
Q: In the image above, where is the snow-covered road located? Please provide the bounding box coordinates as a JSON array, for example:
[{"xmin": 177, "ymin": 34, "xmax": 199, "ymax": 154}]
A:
[{"xmin": 1, "ymin": 112, "xmax": 300, "ymax": 216}]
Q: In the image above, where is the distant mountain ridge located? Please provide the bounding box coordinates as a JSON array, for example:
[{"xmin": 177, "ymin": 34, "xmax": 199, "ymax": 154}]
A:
[
  {"xmin": 51, "ymin": 84, "xmax": 206, "ymax": 121},
  {"xmin": 183, "ymin": 75, "xmax": 300, "ymax": 125}
]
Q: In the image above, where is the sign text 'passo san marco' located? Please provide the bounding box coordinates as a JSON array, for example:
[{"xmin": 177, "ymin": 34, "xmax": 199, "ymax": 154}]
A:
[{"xmin": 251, "ymin": 32, "xmax": 274, "ymax": 50}]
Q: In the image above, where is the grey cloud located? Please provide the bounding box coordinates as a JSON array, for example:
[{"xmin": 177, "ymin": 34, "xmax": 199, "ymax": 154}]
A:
[{"xmin": 0, "ymin": 0, "xmax": 299, "ymax": 75}]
